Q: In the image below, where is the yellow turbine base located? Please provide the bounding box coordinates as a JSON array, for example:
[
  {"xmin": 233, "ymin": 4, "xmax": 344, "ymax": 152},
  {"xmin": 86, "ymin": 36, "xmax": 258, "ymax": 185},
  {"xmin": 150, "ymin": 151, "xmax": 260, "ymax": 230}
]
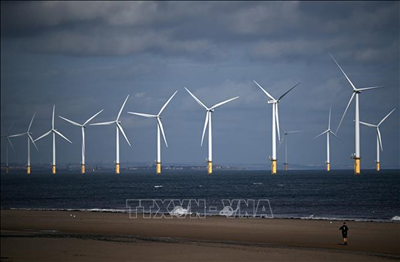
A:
[
  {"xmin": 354, "ymin": 158, "xmax": 360, "ymax": 175},
  {"xmin": 27, "ymin": 166, "xmax": 31, "ymax": 174},
  {"xmin": 156, "ymin": 162, "xmax": 161, "ymax": 174},
  {"xmin": 284, "ymin": 163, "xmax": 288, "ymax": 172},
  {"xmin": 207, "ymin": 161, "xmax": 212, "ymax": 175},
  {"xmin": 271, "ymin": 160, "xmax": 277, "ymax": 174},
  {"xmin": 327, "ymin": 163, "xmax": 330, "ymax": 172},
  {"xmin": 116, "ymin": 163, "xmax": 120, "ymax": 174},
  {"xmin": 376, "ymin": 162, "xmax": 380, "ymax": 172},
  {"xmin": 81, "ymin": 164, "xmax": 85, "ymax": 174},
  {"xmin": 6, "ymin": 166, "xmax": 9, "ymax": 174},
  {"xmin": 52, "ymin": 165, "xmax": 56, "ymax": 174}
]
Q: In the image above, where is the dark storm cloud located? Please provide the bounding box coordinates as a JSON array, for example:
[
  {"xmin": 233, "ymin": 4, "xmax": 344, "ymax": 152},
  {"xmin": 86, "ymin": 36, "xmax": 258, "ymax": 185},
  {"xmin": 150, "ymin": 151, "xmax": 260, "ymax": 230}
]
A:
[
  {"xmin": 1, "ymin": 1, "xmax": 399, "ymax": 168},
  {"xmin": 2, "ymin": 1, "xmax": 398, "ymax": 61}
]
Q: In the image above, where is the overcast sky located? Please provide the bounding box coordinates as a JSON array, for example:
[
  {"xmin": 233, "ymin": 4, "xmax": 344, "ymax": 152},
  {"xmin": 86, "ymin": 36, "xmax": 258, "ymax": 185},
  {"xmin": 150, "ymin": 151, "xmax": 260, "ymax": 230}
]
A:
[{"xmin": 1, "ymin": 1, "xmax": 399, "ymax": 169}]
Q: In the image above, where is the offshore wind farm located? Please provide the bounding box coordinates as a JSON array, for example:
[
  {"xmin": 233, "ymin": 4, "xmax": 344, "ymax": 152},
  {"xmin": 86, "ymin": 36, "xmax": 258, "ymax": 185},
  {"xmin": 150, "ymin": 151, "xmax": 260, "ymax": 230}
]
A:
[{"xmin": 1, "ymin": 2, "xmax": 399, "ymax": 262}]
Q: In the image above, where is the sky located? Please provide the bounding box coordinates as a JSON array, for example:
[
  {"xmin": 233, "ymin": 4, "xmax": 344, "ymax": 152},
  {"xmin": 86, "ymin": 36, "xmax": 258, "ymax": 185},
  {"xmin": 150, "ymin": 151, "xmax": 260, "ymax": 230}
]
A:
[{"xmin": 1, "ymin": 1, "xmax": 399, "ymax": 169}]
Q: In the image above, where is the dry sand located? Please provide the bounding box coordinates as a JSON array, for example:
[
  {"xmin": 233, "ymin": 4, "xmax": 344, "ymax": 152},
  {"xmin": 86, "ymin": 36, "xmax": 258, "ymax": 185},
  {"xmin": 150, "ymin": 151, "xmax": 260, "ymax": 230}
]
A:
[{"xmin": 1, "ymin": 210, "xmax": 399, "ymax": 261}]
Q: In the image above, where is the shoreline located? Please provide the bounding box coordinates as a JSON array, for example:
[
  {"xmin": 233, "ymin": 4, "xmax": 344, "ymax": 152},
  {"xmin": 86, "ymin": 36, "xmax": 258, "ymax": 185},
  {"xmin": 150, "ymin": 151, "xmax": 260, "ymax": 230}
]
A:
[
  {"xmin": 4, "ymin": 207, "xmax": 400, "ymax": 223},
  {"xmin": 2, "ymin": 209, "xmax": 399, "ymax": 261}
]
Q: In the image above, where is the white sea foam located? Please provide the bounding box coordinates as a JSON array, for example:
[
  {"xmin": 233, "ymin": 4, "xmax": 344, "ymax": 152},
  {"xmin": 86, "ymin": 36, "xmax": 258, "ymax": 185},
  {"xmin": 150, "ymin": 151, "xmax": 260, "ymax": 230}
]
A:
[
  {"xmin": 391, "ymin": 216, "xmax": 400, "ymax": 221},
  {"xmin": 253, "ymin": 183, "xmax": 263, "ymax": 185},
  {"xmin": 169, "ymin": 206, "xmax": 191, "ymax": 216},
  {"xmin": 154, "ymin": 185, "xmax": 163, "ymax": 188}
]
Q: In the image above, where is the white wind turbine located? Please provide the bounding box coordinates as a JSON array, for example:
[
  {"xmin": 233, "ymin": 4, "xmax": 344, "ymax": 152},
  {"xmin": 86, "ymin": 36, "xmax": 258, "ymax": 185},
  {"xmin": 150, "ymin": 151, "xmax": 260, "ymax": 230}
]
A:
[
  {"xmin": 128, "ymin": 91, "xmax": 178, "ymax": 174},
  {"xmin": 185, "ymin": 87, "xmax": 239, "ymax": 175},
  {"xmin": 1, "ymin": 121, "xmax": 16, "ymax": 174},
  {"xmin": 330, "ymin": 53, "xmax": 385, "ymax": 174},
  {"xmin": 278, "ymin": 126, "xmax": 301, "ymax": 172},
  {"xmin": 314, "ymin": 108, "xmax": 342, "ymax": 172},
  {"xmin": 90, "ymin": 95, "xmax": 131, "ymax": 174},
  {"xmin": 34, "ymin": 105, "xmax": 72, "ymax": 174},
  {"xmin": 59, "ymin": 109, "xmax": 104, "ymax": 174},
  {"xmin": 253, "ymin": 80, "xmax": 301, "ymax": 174},
  {"xmin": 359, "ymin": 108, "xmax": 396, "ymax": 172},
  {"xmin": 8, "ymin": 114, "xmax": 39, "ymax": 174}
]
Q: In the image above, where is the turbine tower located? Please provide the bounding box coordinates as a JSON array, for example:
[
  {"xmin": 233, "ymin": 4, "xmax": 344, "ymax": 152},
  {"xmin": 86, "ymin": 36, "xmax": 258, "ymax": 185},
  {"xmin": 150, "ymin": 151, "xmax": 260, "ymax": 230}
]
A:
[
  {"xmin": 314, "ymin": 108, "xmax": 342, "ymax": 172},
  {"xmin": 359, "ymin": 108, "xmax": 396, "ymax": 172},
  {"xmin": 278, "ymin": 126, "xmax": 301, "ymax": 171},
  {"xmin": 90, "ymin": 95, "xmax": 131, "ymax": 174},
  {"xmin": 8, "ymin": 114, "xmax": 39, "ymax": 174},
  {"xmin": 331, "ymin": 53, "xmax": 385, "ymax": 174},
  {"xmin": 1, "ymin": 121, "xmax": 16, "ymax": 174},
  {"xmin": 253, "ymin": 80, "xmax": 301, "ymax": 174},
  {"xmin": 185, "ymin": 87, "xmax": 239, "ymax": 175},
  {"xmin": 128, "ymin": 91, "xmax": 178, "ymax": 174},
  {"xmin": 34, "ymin": 105, "xmax": 72, "ymax": 174},
  {"xmin": 59, "ymin": 109, "xmax": 104, "ymax": 174}
]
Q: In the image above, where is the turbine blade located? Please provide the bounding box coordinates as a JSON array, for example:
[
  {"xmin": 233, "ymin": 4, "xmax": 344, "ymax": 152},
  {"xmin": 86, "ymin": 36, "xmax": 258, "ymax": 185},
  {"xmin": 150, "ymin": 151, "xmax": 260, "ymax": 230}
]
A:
[
  {"xmin": 278, "ymin": 82, "xmax": 301, "ymax": 101},
  {"xmin": 185, "ymin": 87, "xmax": 209, "ymax": 110},
  {"xmin": 90, "ymin": 121, "xmax": 115, "ymax": 126},
  {"xmin": 83, "ymin": 109, "xmax": 104, "ymax": 126},
  {"xmin": 28, "ymin": 134, "xmax": 39, "ymax": 152},
  {"xmin": 158, "ymin": 90, "xmax": 178, "ymax": 115},
  {"xmin": 328, "ymin": 107, "xmax": 331, "ymax": 130},
  {"xmin": 377, "ymin": 128, "xmax": 383, "ymax": 151},
  {"xmin": 52, "ymin": 105, "xmax": 55, "ymax": 129},
  {"xmin": 275, "ymin": 104, "xmax": 280, "ymax": 141},
  {"xmin": 336, "ymin": 92, "xmax": 355, "ymax": 134},
  {"xmin": 286, "ymin": 130, "xmax": 302, "ymax": 134},
  {"xmin": 357, "ymin": 86, "xmax": 386, "ymax": 92},
  {"xmin": 8, "ymin": 132, "xmax": 26, "ymax": 138},
  {"xmin": 330, "ymin": 131, "xmax": 345, "ymax": 144},
  {"xmin": 278, "ymin": 135, "xmax": 285, "ymax": 150},
  {"xmin": 329, "ymin": 53, "xmax": 357, "ymax": 90},
  {"xmin": 210, "ymin": 96, "xmax": 239, "ymax": 110},
  {"xmin": 59, "ymin": 116, "xmax": 81, "ymax": 126},
  {"xmin": 253, "ymin": 80, "xmax": 275, "ymax": 100},
  {"xmin": 7, "ymin": 121, "xmax": 15, "ymax": 133},
  {"xmin": 280, "ymin": 125, "xmax": 286, "ymax": 134},
  {"xmin": 117, "ymin": 122, "xmax": 131, "ymax": 146},
  {"xmin": 34, "ymin": 130, "xmax": 52, "ymax": 142},
  {"xmin": 314, "ymin": 130, "xmax": 329, "ymax": 139},
  {"xmin": 157, "ymin": 118, "xmax": 168, "ymax": 147},
  {"xmin": 359, "ymin": 121, "xmax": 376, "ymax": 128},
  {"xmin": 117, "ymin": 95, "xmax": 130, "ymax": 121},
  {"xmin": 7, "ymin": 137, "xmax": 15, "ymax": 152},
  {"xmin": 378, "ymin": 108, "xmax": 396, "ymax": 126},
  {"xmin": 28, "ymin": 113, "xmax": 36, "ymax": 132},
  {"xmin": 127, "ymin": 112, "xmax": 157, "ymax": 118},
  {"xmin": 201, "ymin": 112, "xmax": 209, "ymax": 146},
  {"xmin": 54, "ymin": 130, "xmax": 72, "ymax": 144}
]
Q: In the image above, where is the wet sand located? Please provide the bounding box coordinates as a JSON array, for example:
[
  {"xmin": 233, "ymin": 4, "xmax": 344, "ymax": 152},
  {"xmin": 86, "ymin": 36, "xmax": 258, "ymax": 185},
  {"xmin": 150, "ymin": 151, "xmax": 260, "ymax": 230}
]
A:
[{"xmin": 1, "ymin": 210, "xmax": 399, "ymax": 261}]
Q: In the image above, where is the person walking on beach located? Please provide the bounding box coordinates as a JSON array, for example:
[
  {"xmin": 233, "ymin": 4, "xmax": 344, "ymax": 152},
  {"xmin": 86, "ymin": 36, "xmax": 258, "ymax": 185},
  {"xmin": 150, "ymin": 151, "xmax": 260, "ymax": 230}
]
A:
[{"xmin": 339, "ymin": 222, "xmax": 349, "ymax": 245}]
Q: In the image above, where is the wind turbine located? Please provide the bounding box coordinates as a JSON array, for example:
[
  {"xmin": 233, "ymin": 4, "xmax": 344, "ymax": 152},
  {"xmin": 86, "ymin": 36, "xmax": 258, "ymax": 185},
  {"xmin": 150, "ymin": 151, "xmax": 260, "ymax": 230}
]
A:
[
  {"xmin": 90, "ymin": 95, "xmax": 131, "ymax": 174},
  {"xmin": 1, "ymin": 121, "xmax": 16, "ymax": 174},
  {"xmin": 253, "ymin": 80, "xmax": 301, "ymax": 174},
  {"xmin": 278, "ymin": 126, "xmax": 301, "ymax": 172},
  {"xmin": 330, "ymin": 53, "xmax": 385, "ymax": 174},
  {"xmin": 314, "ymin": 108, "xmax": 342, "ymax": 172},
  {"xmin": 128, "ymin": 91, "xmax": 178, "ymax": 174},
  {"xmin": 59, "ymin": 109, "xmax": 104, "ymax": 174},
  {"xmin": 8, "ymin": 114, "xmax": 39, "ymax": 174},
  {"xmin": 34, "ymin": 105, "xmax": 72, "ymax": 174},
  {"xmin": 185, "ymin": 87, "xmax": 239, "ymax": 175},
  {"xmin": 359, "ymin": 108, "xmax": 396, "ymax": 172}
]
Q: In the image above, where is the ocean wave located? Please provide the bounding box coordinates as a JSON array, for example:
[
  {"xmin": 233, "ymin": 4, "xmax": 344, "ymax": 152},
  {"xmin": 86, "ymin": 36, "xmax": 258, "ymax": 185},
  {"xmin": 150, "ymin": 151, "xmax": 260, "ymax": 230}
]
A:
[
  {"xmin": 391, "ymin": 216, "xmax": 400, "ymax": 221},
  {"xmin": 6, "ymin": 208, "xmax": 397, "ymax": 223},
  {"xmin": 154, "ymin": 185, "xmax": 163, "ymax": 188}
]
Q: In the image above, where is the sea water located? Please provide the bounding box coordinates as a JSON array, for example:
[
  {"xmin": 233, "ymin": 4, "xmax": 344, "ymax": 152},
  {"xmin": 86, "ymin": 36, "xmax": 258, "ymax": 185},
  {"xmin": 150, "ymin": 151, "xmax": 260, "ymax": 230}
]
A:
[{"xmin": 1, "ymin": 170, "xmax": 399, "ymax": 222}]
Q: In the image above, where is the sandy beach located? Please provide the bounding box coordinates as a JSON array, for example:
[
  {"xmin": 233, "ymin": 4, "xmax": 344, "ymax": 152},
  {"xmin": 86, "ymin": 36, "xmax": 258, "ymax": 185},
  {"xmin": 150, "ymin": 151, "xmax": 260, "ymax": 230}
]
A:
[{"xmin": 1, "ymin": 210, "xmax": 399, "ymax": 261}]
